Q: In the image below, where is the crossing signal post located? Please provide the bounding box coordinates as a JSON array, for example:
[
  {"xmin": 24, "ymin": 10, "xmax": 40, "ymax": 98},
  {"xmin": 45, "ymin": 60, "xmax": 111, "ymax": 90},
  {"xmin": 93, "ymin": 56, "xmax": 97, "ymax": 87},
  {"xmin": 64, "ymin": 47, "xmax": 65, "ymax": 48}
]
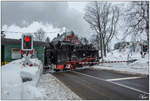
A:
[{"xmin": 21, "ymin": 34, "xmax": 34, "ymax": 66}]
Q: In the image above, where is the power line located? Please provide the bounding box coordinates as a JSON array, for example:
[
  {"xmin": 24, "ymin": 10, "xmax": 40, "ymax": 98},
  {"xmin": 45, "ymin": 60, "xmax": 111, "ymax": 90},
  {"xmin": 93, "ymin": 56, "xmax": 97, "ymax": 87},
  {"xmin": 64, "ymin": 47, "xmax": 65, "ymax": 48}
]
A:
[{"xmin": 2, "ymin": 31, "xmax": 61, "ymax": 34}]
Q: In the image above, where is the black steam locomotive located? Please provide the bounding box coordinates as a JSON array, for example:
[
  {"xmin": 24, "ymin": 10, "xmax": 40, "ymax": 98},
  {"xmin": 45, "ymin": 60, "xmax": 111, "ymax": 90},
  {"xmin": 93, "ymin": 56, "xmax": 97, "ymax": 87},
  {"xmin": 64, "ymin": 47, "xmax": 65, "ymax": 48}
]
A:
[{"xmin": 44, "ymin": 31, "xmax": 99, "ymax": 71}]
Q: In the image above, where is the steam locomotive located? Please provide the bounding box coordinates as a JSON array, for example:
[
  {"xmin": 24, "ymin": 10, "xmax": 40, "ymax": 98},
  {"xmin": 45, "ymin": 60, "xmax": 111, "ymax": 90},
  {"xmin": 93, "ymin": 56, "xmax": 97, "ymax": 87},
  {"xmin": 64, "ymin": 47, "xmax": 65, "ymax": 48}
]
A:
[{"xmin": 44, "ymin": 31, "xmax": 99, "ymax": 71}]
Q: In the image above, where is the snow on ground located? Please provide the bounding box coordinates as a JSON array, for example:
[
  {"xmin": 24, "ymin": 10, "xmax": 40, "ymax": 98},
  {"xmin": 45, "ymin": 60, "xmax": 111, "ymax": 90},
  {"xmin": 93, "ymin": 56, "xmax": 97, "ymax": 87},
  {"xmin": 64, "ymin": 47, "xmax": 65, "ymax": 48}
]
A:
[
  {"xmin": 2, "ymin": 63, "xmax": 22, "ymax": 99},
  {"xmin": 2, "ymin": 58, "xmax": 81, "ymax": 100},
  {"xmin": 92, "ymin": 49, "xmax": 149, "ymax": 75},
  {"xmin": 2, "ymin": 58, "xmax": 43, "ymax": 100},
  {"xmin": 37, "ymin": 74, "xmax": 81, "ymax": 100}
]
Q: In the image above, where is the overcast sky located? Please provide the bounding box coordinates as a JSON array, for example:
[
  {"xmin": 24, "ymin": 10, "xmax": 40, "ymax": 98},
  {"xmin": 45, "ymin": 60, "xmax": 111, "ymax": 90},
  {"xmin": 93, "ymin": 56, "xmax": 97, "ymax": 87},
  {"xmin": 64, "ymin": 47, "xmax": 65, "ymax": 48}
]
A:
[
  {"xmin": 3, "ymin": 1, "xmax": 144, "ymax": 50},
  {"xmin": 2, "ymin": 1, "xmax": 138, "ymax": 47},
  {"xmin": 2, "ymin": 1, "xmax": 92, "ymax": 38}
]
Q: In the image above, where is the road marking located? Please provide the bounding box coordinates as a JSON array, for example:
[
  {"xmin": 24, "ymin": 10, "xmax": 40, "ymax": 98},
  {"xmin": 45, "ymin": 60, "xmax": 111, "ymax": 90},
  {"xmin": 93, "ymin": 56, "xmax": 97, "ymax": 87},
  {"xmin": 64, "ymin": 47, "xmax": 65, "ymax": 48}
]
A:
[
  {"xmin": 106, "ymin": 77, "xmax": 142, "ymax": 82},
  {"xmin": 73, "ymin": 71, "xmax": 149, "ymax": 95},
  {"xmin": 73, "ymin": 71, "xmax": 106, "ymax": 81},
  {"xmin": 109, "ymin": 81, "xmax": 149, "ymax": 95}
]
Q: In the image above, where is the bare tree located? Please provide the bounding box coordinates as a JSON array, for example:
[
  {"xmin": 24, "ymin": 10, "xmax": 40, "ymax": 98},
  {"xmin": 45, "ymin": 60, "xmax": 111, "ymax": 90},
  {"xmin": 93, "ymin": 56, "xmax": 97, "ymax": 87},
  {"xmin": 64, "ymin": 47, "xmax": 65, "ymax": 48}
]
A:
[
  {"xmin": 80, "ymin": 37, "xmax": 89, "ymax": 45},
  {"xmin": 125, "ymin": 1, "xmax": 149, "ymax": 46},
  {"xmin": 1, "ymin": 31, "xmax": 5, "ymax": 38},
  {"xmin": 90, "ymin": 34, "xmax": 99, "ymax": 49},
  {"xmin": 45, "ymin": 37, "xmax": 50, "ymax": 43},
  {"xmin": 34, "ymin": 28, "xmax": 46, "ymax": 42},
  {"xmin": 84, "ymin": 2, "xmax": 120, "ymax": 59}
]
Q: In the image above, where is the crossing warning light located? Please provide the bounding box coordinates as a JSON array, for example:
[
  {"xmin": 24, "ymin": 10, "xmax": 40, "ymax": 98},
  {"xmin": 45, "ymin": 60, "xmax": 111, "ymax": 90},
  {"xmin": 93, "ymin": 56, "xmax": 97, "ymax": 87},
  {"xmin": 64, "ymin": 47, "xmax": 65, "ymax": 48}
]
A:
[
  {"xmin": 25, "ymin": 36, "xmax": 30, "ymax": 42},
  {"xmin": 22, "ymin": 34, "xmax": 33, "ymax": 51}
]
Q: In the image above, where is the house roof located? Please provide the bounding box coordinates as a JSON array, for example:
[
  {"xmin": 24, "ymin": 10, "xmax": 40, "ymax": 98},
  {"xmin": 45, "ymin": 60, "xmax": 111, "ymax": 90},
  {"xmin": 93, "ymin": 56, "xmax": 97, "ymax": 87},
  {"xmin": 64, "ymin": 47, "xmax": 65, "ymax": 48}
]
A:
[
  {"xmin": 1, "ymin": 38, "xmax": 46, "ymax": 46},
  {"xmin": 52, "ymin": 31, "xmax": 80, "ymax": 44}
]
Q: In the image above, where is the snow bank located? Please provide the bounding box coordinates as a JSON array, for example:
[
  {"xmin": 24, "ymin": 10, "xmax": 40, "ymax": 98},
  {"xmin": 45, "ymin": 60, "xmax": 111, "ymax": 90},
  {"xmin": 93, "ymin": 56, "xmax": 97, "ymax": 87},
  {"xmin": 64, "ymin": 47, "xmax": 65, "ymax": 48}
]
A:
[
  {"xmin": 2, "ymin": 58, "xmax": 81, "ymax": 100},
  {"xmin": 2, "ymin": 63, "xmax": 22, "ymax": 99},
  {"xmin": 37, "ymin": 74, "xmax": 81, "ymax": 100},
  {"xmin": 94, "ymin": 49, "xmax": 149, "ymax": 75},
  {"xmin": 91, "ymin": 63, "xmax": 149, "ymax": 75},
  {"xmin": 2, "ymin": 58, "xmax": 43, "ymax": 100},
  {"xmin": 21, "ymin": 82, "xmax": 44, "ymax": 99},
  {"xmin": 104, "ymin": 49, "xmax": 129, "ymax": 61}
]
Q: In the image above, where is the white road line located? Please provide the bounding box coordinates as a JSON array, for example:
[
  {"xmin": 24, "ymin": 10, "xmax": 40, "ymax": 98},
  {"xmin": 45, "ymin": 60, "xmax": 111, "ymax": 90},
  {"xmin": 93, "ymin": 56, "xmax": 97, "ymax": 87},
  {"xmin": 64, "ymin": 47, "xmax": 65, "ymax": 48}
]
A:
[
  {"xmin": 73, "ymin": 71, "xmax": 149, "ymax": 95},
  {"xmin": 106, "ymin": 77, "xmax": 142, "ymax": 82},
  {"xmin": 109, "ymin": 81, "xmax": 149, "ymax": 95},
  {"xmin": 73, "ymin": 71, "xmax": 106, "ymax": 81}
]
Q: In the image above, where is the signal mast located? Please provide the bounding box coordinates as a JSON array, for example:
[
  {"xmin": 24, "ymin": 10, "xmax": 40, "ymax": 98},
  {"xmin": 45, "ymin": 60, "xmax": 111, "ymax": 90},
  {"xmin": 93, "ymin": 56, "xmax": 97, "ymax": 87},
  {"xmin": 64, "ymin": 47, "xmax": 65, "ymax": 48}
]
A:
[{"xmin": 21, "ymin": 34, "xmax": 34, "ymax": 66}]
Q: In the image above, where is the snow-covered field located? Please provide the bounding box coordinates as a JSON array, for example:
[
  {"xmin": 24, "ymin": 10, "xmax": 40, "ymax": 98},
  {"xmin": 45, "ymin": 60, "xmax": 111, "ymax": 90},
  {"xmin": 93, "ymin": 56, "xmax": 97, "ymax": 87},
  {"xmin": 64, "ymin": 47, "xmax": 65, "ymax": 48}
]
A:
[
  {"xmin": 91, "ymin": 49, "xmax": 149, "ymax": 75},
  {"xmin": 1, "ymin": 58, "xmax": 81, "ymax": 100}
]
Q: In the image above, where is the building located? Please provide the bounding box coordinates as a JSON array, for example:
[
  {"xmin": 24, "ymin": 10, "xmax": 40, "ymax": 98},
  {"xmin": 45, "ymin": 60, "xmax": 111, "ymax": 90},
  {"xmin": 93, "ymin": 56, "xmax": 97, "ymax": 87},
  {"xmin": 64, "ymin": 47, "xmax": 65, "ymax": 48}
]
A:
[
  {"xmin": 114, "ymin": 41, "xmax": 148, "ymax": 53},
  {"xmin": 52, "ymin": 31, "xmax": 80, "ymax": 44},
  {"xmin": 1, "ymin": 38, "xmax": 46, "ymax": 65},
  {"xmin": 64, "ymin": 32, "xmax": 80, "ymax": 44},
  {"xmin": 114, "ymin": 41, "xmax": 130, "ymax": 50}
]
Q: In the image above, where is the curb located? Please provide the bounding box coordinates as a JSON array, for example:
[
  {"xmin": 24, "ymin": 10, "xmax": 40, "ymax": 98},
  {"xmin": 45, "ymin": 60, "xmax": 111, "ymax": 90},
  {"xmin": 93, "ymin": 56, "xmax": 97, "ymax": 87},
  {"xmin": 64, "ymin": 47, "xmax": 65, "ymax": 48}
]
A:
[{"xmin": 52, "ymin": 75, "xmax": 82, "ymax": 100}]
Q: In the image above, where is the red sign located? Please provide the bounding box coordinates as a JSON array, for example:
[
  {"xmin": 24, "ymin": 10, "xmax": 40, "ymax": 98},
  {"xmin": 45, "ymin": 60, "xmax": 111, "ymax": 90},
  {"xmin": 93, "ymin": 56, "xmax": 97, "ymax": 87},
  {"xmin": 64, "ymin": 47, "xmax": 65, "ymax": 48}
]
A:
[{"xmin": 21, "ymin": 50, "xmax": 25, "ymax": 55}]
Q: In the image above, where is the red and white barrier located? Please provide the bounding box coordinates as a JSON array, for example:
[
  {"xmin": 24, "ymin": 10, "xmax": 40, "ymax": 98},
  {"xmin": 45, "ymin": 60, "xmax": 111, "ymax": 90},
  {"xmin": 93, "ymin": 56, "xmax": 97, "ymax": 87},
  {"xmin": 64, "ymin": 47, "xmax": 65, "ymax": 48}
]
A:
[{"xmin": 79, "ymin": 60, "xmax": 129, "ymax": 65}]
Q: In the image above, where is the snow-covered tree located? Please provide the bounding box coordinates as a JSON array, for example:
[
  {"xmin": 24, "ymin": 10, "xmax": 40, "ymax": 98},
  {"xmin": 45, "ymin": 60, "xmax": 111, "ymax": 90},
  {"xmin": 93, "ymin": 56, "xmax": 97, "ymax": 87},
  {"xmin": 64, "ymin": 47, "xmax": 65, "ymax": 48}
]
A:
[
  {"xmin": 125, "ymin": 1, "xmax": 149, "ymax": 46},
  {"xmin": 84, "ymin": 2, "xmax": 120, "ymax": 59}
]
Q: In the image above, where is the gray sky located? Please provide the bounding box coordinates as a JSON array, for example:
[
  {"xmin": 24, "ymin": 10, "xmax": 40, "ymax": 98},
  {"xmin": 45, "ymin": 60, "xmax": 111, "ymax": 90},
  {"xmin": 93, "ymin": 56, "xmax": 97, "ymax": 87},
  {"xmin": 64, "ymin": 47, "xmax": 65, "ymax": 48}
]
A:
[
  {"xmin": 3, "ymin": 1, "xmax": 140, "ymax": 49},
  {"xmin": 2, "ymin": 1, "xmax": 91, "ymax": 38},
  {"xmin": 2, "ymin": 1, "xmax": 134, "ymax": 45}
]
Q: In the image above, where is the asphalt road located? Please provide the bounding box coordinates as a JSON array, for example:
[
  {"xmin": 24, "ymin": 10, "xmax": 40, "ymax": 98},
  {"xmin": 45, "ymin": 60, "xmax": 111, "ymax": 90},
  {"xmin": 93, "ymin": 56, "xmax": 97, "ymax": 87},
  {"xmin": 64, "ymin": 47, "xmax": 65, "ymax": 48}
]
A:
[{"xmin": 53, "ymin": 68, "xmax": 149, "ymax": 100}]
